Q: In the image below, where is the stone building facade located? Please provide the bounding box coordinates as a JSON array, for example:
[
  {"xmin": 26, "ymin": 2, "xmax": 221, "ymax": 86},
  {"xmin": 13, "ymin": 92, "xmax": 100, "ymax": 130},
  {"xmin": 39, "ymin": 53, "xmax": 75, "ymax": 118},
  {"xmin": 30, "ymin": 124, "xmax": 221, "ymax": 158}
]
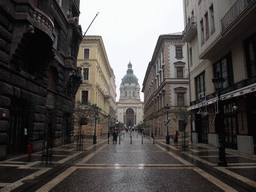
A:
[
  {"xmin": 142, "ymin": 33, "xmax": 190, "ymax": 138},
  {"xmin": 0, "ymin": 0, "xmax": 82, "ymax": 160},
  {"xmin": 183, "ymin": 0, "xmax": 256, "ymax": 154},
  {"xmin": 75, "ymin": 36, "xmax": 114, "ymax": 136},
  {"xmin": 117, "ymin": 62, "xmax": 144, "ymax": 128},
  {"xmin": 109, "ymin": 70, "xmax": 117, "ymax": 123}
]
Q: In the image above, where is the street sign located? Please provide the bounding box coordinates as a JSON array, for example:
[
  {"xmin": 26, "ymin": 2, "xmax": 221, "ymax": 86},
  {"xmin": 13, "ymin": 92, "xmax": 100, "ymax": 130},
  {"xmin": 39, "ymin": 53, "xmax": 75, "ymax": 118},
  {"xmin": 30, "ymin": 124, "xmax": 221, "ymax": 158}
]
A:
[{"xmin": 164, "ymin": 119, "xmax": 170, "ymax": 126}]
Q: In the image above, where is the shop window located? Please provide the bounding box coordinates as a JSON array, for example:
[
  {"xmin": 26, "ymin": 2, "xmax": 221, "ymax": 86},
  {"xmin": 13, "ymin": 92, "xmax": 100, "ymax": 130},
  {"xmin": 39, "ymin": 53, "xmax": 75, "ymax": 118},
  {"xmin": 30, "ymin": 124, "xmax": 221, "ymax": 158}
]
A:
[{"xmin": 223, "ymin": 101, "xmax": 238, "ymax": 149}]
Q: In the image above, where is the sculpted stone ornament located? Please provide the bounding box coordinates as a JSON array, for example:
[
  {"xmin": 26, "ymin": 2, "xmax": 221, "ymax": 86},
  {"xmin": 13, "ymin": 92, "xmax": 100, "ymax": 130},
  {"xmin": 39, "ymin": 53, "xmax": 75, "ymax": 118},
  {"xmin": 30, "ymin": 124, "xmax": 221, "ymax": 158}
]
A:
[{"xmin": 26, "ymin": 25, "xmax": 35, "ymax": 34}]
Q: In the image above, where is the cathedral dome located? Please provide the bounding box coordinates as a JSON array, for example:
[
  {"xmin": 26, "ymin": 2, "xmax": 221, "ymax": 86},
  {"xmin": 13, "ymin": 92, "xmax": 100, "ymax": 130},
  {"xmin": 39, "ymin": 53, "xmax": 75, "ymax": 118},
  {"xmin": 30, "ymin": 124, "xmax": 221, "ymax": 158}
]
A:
[{"xmin": 121, "ymin": 62, "xmax": 138, "ymax": 85}]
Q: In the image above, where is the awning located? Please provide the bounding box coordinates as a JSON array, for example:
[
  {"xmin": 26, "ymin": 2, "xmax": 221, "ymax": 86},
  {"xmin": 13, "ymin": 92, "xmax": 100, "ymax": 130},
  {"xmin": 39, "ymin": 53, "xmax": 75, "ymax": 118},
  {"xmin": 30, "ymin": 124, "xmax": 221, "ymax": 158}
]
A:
[
  {"xmin": 220, "ymin": 83, "xmax": 256, "ymax": 100},
  {"xmin": 188, "ymin": 97, "xmax": 218, "ymax": 111},
  {"xmin": 188, "ymin": 82, "xmax": 256, "ymax": 111}
]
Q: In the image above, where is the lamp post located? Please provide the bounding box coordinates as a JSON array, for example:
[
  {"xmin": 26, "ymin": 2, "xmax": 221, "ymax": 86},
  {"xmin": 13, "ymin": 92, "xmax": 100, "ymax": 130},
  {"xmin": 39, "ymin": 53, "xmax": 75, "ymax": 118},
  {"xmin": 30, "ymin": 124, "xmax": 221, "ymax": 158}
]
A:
[
  {"xmin": 164, "ymin": 104, "xmax": 170, "ymax": 144},
  {"xmin": 107, "ymin": 115, "xmax": 111, "ymax": 144},
  {"xmin": 212, "ymin": 75, "xmax": 227, "ymax": 166},
  {"xmin": 92, "ymin": 104, "xmax": 99, "ymax": 144},
  {"xmin": 151, "ymin": 114, "xmax": 154, "ymax": 138}
]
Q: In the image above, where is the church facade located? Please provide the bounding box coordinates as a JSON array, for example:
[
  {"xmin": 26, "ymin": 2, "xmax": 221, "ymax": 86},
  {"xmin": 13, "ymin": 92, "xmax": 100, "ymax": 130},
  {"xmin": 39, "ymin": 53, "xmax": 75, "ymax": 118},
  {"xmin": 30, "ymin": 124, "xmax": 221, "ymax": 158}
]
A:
[{"xmin": 117, "ymin": 63, "xmax": 144, "ymax": 128}]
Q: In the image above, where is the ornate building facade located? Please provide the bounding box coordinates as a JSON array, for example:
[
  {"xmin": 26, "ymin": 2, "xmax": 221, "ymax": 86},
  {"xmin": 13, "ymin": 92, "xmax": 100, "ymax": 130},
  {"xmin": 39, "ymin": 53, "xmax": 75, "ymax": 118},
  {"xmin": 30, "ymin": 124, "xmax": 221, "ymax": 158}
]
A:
[
  {"xmin": 0, "ymin": 0, "xmax": 82, "ymax": 159},
  {"xmin": 117, "ymin": 63, "xmax": 144, "ymax": 128},
  {"xmin": 75, "ymin": 36, "xmax": 114, "ymax": 136},
  {"xmin": 142, "ymin": 33, "xmax": 190, "ymax": 138},
  {"xmin": 109, "ymin": 70, "xmax": 117, "ymax": 123}
]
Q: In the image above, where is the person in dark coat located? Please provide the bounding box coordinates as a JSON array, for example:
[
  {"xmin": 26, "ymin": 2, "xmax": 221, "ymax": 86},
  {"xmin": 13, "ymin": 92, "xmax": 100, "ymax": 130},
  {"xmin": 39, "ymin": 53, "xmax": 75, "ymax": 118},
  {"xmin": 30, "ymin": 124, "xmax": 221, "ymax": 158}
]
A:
[
  {"xmin": 113, "ymin": 131, "xmax": 117, "ymax": 144},
  {"xmin": 174, "ymin": 130, "xmax": 179, "ymax": 142}
]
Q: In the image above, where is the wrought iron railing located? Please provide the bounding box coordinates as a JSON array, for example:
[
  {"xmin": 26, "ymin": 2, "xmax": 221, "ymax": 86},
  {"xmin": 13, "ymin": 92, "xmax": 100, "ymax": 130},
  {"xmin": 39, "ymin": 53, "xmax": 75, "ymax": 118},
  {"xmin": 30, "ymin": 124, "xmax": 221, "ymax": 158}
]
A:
[
  {"xmin": 221, "ymin": 0, "xmax": 254, "ymax": 31},
  {"xmin": 182, "ymin": 16, "xmax": 197, "ymax": 36},
  {"xmin": 220, "ymin": 75, "xmax": 256, "ymax": 95},
  {"xmin": 191, "ymin": 75, "xmax": 256, "ymax": 106}
]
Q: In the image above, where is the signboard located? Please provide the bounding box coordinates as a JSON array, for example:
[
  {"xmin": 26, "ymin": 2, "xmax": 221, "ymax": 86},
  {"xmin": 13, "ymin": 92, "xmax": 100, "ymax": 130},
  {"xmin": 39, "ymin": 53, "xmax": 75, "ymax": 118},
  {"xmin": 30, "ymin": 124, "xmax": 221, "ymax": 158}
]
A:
[{"xmin": 164, "ymin": 119, "xmax": 170, "ymax": 126}]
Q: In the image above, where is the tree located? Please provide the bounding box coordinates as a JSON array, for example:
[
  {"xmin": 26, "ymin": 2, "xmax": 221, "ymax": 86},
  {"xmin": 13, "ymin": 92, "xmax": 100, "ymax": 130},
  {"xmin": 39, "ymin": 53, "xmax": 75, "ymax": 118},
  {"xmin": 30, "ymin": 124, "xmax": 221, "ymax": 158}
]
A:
[{"xmin": 75, "ymin": 101, "xmax": 102, "ymax": 144}]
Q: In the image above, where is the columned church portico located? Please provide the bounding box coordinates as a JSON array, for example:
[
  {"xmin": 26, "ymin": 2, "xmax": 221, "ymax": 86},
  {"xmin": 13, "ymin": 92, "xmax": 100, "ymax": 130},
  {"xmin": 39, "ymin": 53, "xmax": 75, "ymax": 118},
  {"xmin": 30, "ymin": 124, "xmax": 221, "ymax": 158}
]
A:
[{"xmin": 117, "ymin": 62, "xmax": 144, "ymax": 127}]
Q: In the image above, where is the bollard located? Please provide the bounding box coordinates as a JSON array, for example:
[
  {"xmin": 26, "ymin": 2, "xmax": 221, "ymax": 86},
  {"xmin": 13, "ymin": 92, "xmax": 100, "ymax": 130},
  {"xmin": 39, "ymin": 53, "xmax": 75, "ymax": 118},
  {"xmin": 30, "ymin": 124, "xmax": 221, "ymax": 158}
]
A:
[
  {"xmin": 153, "ymin": 136, "xmax": 155, "ymax": 144},
  {"xmin": 119, "ymin": 135, "xmax": 121, "ymax": 144},
  {"xmin": 28, "ymin": 141, "xmax": 32, "ymax": 162},
  {"xmin": 142, "ymin": 136, "xmax": 143, "ymax": 145},
  {"xmin": 130, "ymin": 136, "xmax": 132, "ymax": 144}
]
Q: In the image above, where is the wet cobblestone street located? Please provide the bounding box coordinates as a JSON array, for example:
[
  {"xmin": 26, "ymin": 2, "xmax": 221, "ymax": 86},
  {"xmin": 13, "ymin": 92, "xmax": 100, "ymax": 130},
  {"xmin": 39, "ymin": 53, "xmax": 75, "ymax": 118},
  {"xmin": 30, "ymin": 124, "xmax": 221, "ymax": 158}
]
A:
[{"xmin": 1, "ymin": 131, "xmax": 256, "ymax": 191}]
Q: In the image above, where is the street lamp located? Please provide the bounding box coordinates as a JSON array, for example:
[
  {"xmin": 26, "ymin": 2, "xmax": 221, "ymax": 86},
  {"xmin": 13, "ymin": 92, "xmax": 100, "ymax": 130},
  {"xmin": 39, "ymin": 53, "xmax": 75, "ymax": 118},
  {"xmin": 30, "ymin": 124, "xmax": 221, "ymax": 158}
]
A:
[
  {"xmin": 108, "ymin": 115, "xmax": 111, "ymax": 144},
  {"xmin": 212, "ymin": 75, "xmax": 227, "ymax": 166},
  {"xmin": 151, "ymin": 114, "xmax": 154, "ymax": 138},
  {"xmin": 92, "ymin": 104, "xmax": 99, "ymax": 144},
  {"xmin": 164, "ymin": 104, "xmax": 170, "ymax": 144}
]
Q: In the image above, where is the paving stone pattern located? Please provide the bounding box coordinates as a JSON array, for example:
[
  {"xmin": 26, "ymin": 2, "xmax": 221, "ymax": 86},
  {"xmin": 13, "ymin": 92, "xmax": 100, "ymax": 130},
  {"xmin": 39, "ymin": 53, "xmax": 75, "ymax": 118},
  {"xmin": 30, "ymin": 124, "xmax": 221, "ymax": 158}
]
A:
[{"xmin": 0, "ymin": 132, "xmax": 256, "ymax": 191}]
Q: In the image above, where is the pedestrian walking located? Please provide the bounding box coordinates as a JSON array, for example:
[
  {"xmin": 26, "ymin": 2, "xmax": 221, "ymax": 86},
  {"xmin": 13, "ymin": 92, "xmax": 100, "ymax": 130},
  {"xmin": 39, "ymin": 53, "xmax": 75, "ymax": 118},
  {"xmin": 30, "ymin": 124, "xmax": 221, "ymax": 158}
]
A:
[
  {"xmin": 113, "ymin": 131, "xmax": 117, "ymax": 144},
  {"xmin": 174, "ymin": 130, "xmax": 179, "ymax": 142}
]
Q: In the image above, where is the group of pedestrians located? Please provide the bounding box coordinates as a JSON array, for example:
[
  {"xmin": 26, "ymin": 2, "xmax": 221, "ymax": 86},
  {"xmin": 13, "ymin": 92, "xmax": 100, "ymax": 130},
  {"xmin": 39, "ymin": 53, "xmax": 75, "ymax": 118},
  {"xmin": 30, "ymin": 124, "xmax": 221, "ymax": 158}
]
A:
[{"xmin": 110, "ymin": 130, "xmax": 180, "ymax": 143}]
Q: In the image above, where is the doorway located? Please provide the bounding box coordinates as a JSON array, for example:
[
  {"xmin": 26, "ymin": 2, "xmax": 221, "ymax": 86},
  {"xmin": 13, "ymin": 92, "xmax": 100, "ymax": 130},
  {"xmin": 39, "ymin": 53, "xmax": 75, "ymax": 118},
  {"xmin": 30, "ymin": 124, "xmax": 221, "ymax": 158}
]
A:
[
  {"xmin": 8, "ymin": 99, "xmax": 29, "ymax": 154},
  {"xmin": 196, "ymin": 113, "xmax": 209, "ymax": 144},
  {"xmin": 126, "ymin": 108, "xmax": 134, "ymax": 127}
]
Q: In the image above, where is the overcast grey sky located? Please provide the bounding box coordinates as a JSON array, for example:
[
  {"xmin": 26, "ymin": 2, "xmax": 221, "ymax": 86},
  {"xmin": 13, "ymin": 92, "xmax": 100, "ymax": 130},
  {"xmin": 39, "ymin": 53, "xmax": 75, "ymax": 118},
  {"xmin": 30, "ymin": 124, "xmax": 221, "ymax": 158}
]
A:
[{"xmin": 79, "ymin": 0, "xmax": 184, "ymax": 101}]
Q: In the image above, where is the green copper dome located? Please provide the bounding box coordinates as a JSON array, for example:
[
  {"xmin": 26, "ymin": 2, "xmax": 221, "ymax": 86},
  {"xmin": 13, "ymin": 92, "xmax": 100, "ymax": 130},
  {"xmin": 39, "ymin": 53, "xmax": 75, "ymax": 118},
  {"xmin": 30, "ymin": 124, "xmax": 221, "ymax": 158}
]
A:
[{"xmin": 121, "ymin": 62, "xmax": 138, "ymax": 85}]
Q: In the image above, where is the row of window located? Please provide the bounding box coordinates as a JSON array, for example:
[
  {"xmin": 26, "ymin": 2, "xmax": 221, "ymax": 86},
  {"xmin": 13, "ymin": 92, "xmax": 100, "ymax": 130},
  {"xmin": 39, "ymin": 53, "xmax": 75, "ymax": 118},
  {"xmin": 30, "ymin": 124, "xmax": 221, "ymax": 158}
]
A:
[
  {"xmin": 195, "ymin": 53, "xmax": 233, "ymax": 99},
  {"xmin": 81, "ymin": 90, "xmax": 106, "ymax": 110},
  {"xmin": 200, "ymin": 4, "xmax": 215, "ymax": 45},
  {"xmin": 124, "ymin": 91, "xmax": 137, "ymax": 97},
  {"xmin": 194, "ymin": 30, "xmax": 256, "ymax": 100},
  {"xmin": 153, "ymin": 92, "xmax": 185, "ymax": 113}
]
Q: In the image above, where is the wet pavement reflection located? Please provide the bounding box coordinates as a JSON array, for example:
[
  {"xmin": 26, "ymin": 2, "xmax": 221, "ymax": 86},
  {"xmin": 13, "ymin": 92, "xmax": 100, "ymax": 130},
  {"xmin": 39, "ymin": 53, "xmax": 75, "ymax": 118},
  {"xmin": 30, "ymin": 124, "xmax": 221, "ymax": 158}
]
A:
[{"xmin": 1, "ymin": 130, "xmax": 256, "ymax": 191}]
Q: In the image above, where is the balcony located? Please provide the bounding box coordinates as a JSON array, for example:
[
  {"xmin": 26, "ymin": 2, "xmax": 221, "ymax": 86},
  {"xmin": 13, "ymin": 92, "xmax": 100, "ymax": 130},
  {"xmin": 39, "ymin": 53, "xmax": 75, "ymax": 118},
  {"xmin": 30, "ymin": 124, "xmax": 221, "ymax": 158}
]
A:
[
  {"xmin": 221, "ymin": 0, "xmax": 255, "ymax": 32},
  {"xmin": 182, "ymin": 16, "xmax": 197, "ymax": 42},
  {"xmin": 103, "ymin": 92, "xmax": 110, "ymax": 99},
  {"xmin": 32, "ymin": 8, "xmax": 54, "ymax": 33},
  {"xmin": 190, "ymin": 75, "xmax": 256, "ymax": 108},
  {"xmin": 14, "ymin": 2, "xmax": 54, "ymax": 39},
  {"xmin": 220, "ymin": 75, "xmax": 256, "ymax": 95},
  {"xmin": 200, "ymin": 0, "xmax": 256, "ymax": 59}
]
